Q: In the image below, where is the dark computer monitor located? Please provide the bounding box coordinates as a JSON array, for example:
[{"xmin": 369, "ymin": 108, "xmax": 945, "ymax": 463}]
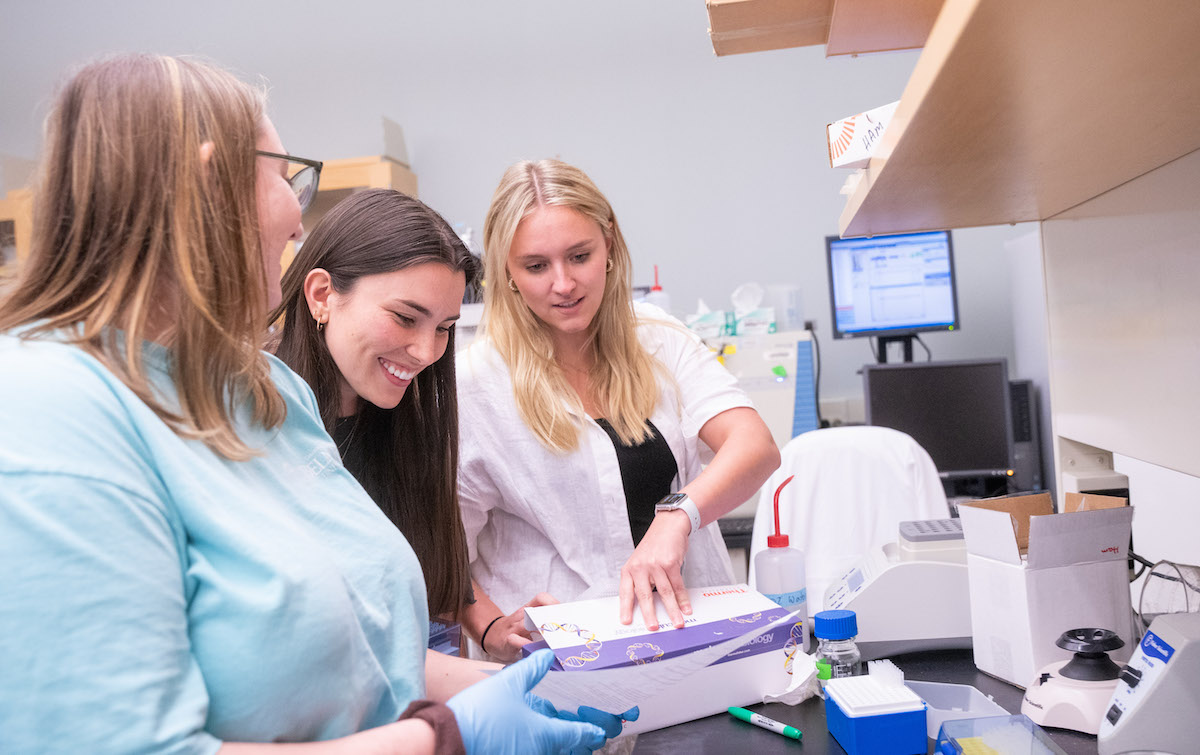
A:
[
  {"xmin": 826, "ymin": 230, "xmax": 959, "ymax": 361},
  {"xmin": 863, "ymin": 359, "xmax": 1014, "ymax": 479}
]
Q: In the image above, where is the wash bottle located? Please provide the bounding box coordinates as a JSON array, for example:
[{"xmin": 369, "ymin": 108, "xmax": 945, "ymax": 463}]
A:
[{"xmin": 754, "ymin": 475, "xmax": 808, "ymax": 652}]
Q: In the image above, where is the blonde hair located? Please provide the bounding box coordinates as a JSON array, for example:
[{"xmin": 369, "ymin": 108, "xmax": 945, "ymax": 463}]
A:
[
  {"xmin": 481, "ymin": 159, "xmax": 662, "ymax": 452},
  {"xmin": 0, "ymin": 54, "xmax": 285, "ymax": 460}
]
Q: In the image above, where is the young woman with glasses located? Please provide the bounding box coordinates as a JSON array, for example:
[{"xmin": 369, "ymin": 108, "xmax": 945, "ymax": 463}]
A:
[{"xmin": 0, "ymin": 54, "xmax": 618, "ymax": 754}]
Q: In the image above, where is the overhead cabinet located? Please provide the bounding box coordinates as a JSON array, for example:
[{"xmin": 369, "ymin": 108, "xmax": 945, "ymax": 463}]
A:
[{"xmin": 837, "ymin": 0, "xmax": 1200, "ymax": 237}]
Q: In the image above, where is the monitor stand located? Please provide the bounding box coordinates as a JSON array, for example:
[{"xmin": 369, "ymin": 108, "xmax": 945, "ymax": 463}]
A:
[{"xmin": 877, "ymin": 334, "xmax": 914, "ymax": 363}]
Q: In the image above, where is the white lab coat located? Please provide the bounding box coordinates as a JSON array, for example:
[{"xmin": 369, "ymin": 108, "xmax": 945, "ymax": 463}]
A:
[{"xmin": 456, "ymin": 306, "xmax": 747, "ymax": 650}]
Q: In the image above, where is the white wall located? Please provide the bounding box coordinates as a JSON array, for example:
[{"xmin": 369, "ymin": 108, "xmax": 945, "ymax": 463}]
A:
[
  {"xmin": 1041, "ymin": 148, "xmax": 1200, "ymax": 576},
  {"xmin": 0, "ymin": 1, "xmax": 1032, "ymax": 407}
]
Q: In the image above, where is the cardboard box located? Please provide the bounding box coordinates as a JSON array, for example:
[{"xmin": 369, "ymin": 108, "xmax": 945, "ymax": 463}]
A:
[
  {"xmin": 524, "ymin": 585, "xmax": 800, "ymax": 736},
  {"xmin": 827, "ymin": 100, "xmax": 900, "ymax": 168},
  {"xmin": 705, "ymin": 0, "xmax": 831, "ymax": 57},
  {"xmin": 958, "ymin": 492, "xmax": 1135, "ymax": 688}
]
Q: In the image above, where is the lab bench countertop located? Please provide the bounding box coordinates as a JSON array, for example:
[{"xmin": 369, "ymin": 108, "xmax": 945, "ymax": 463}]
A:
[{"xmin": 631, "ymin": 648, "xmax": 1098, "ymax": 755}]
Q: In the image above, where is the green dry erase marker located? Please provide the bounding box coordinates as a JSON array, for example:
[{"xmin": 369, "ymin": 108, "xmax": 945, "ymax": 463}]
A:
[{"xmin": 727, "ymin": 707, "xmax": 802, "ymax": 741}]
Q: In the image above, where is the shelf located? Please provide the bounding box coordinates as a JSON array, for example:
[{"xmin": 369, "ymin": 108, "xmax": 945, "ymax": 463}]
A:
[
  {"xmin": 319, "ymin": 155, "xmax": 417, "ymax": 196},
  {"xmin": 826, "ymin": 0, "xmax": 942, "ymax": 57},
  {"xmin": 839, "ymin": 0, "xmax": 1200, "ymax": 237},
  {"xmin": 706, "ymin": 0, "xmax": 830, "ymax": 57},
  {"xmin": 705, "ymin": 0, "xmax": 939, "ymax": 57},
  {"xmin": 0, "ymin": 188, "xmax": 34, "ymax": 282},
  {"xmin": 281, "ymin": 155, "xmax": 418, "ymax": 271}
]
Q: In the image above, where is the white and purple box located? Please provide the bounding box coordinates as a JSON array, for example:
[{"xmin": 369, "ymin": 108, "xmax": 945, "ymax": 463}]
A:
[{"xmin": 523, "ymin": 584, "xmax": 802, "ymax": 736}]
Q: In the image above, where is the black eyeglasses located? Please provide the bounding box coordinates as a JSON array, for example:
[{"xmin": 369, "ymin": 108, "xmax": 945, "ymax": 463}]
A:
[{"xmin": 256, "ymin": 151, "xmax": 324, "ymax": 213}]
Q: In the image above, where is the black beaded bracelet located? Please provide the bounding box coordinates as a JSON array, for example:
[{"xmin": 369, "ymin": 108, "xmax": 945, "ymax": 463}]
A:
[{"xmin": 479, "ymin": 615, "xmax": 503, "ymax": 655}]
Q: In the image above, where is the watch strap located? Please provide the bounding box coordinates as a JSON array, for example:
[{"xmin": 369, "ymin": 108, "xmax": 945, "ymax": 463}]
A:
[{"xmin": 657, "ymin": 494, "xmax": 701, "ymax": 534}]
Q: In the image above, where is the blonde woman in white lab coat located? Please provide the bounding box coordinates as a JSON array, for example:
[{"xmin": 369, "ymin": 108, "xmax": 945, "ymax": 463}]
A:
[{"xmin": 456, "ymin": 159, "xmax": 780, "ymax": 661}]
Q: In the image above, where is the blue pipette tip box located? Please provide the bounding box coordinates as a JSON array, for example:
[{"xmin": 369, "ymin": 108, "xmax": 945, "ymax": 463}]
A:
[{"xmin": 824, "ymin": 676, "xmax": 927, "ymax": 755}]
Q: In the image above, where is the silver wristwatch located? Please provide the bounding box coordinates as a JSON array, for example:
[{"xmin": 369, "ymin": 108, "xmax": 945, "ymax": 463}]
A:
[{"xmin": 654, "ymin": 492, "xmax": 701, "ymax": 535}]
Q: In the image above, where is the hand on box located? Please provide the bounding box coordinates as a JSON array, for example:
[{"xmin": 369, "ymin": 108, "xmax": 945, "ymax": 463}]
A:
[
  {"xmin": 484, "ymin": 592, "xmax": 559, "ymax": 662},
  {"xmin": 619, "ymin": 510, "xmax": 692, "ymax": 630}
]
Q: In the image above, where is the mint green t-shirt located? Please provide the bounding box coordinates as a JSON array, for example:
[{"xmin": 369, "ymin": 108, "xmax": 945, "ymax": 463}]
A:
[{"xmin": 0, "ymin": 332, "xmax": 429, "ymax": 753}]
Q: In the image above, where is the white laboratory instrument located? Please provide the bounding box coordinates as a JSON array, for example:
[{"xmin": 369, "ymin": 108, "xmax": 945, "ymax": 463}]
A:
[
  {"xmin": 717, "ymin": 330, "xmax": 818, "ymax": 450},
  {"xmin": 1021, "ymin": 628, "xmax": 1124, "ymax": 735},
  {"xmin": 1098, "ymin": 612, "xmax": 1200, "ymax": 755},
  {"xmin": 823, "ymin": 519, "xmax": 971, "ymax": 660}
]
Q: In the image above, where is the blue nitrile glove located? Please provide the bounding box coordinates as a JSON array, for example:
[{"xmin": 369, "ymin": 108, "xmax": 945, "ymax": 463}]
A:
[
  {"xmin": 559, "ymin": 706, "xmax": 640, "ymax": 755},
  {"xmin": 447, "ymin": 649, "xmax": 606, "ymax": 755},
  {"xmin": 527, "ymin": 699, "xmax": 640, "ymax": 754},
  {"xmin": 561, "ymin": 705, "xmax": 640, "ymax": 740},
  {"xmin": 524, "ymin": 696, "xmax": 639, "ymax": 739}
]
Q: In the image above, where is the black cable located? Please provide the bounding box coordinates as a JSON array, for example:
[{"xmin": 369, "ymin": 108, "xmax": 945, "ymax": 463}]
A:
[
  {"xmin": 914, "ymin": 334, "xmax": 933, "ymax": 361},
  {"xmin": 806, "ymin": 323, "xmax": 824, "ymax": 428},
  {"xmin": 1130, "ymin": 550, "xmax": 1200, "ymax": 595},
  {"xmin": 1131, "ymin": 551, "xmax": 1156, "ymax": 569},
  {"xmin": 869, "ymin": 336, "xmax": 881, "ymax": 363}
]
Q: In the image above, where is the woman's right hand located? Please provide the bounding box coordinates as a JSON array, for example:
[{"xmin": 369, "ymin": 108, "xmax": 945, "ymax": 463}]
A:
[
  {"xmin": 446, "ymin": 649, "xmax": 606, "ymax": 755},
  {"xmin": 482, "ymin": 592, "xmax": 558, "ymax": 662}
]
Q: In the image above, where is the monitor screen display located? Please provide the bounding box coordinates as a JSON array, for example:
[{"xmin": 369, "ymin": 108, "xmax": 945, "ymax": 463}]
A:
[
  {"xmin": 863, "ymin": 359, "xmax": 1013, "ymax": 478},
  {"xmin": 826, "ymin": 230, "xmax": 959, "ymax": 340}
]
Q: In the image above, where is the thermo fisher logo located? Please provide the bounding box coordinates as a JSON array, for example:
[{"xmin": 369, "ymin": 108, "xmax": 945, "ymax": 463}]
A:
[{"xmin": 1140, "ymin": 631, "xmax": 1174, "ymax": 663}]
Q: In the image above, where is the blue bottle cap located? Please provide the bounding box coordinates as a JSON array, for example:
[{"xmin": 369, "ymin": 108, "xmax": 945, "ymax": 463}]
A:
[{"xmin": 813, "ymin": 609, "xmax": 858, "ymax": 640}]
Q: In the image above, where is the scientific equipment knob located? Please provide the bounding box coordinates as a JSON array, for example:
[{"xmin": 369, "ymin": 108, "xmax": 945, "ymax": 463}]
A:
[{"xmin": 1118, "ymin": 666, "xmax": 1142, "ymax": 688}]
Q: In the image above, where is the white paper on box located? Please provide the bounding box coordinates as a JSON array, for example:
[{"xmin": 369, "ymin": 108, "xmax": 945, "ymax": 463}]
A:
[
  {"xmin": 527, "ymin": 614, "xmax": 793, "ymax": 713},
  {"xmin": 525, "ymin": 583, "xmax": 783, "ymax": 650},
  {"xmin": 523, "ymin": 585, "xmax": 803, "ymax": 735},
  {"xmin": 826, "ymin": 100, "xmax": 900, "ymax": 169}
]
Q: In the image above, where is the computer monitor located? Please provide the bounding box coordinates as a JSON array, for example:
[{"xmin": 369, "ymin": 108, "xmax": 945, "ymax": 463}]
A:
[
  {"xmin": 863, "ymin": 359, "xmax": 1014, "ymax": 479},
  {"xmin": 826, "ymin": 230, "xmax": 959, "ymax": 361}
]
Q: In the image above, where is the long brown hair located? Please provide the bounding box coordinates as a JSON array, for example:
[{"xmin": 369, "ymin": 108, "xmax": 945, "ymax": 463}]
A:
[
  {"xmin": 0, "ymin": 54, "xmax": 285, "ymax": 459},
  {"xmin": 272, "ymin": 189, "xmax": 478, "ymax": 619},
  {"xmin": 481, "ymin": 159, "xmax": 663, "ymax": 452}
]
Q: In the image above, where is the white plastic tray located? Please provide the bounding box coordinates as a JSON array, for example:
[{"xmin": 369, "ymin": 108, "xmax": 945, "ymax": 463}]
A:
[{"xmin": 904, "ymin": 679, "xmax": 1009, "ymax": 739}]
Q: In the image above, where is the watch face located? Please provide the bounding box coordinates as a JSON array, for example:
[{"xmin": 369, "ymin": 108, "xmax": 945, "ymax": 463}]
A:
[{"xmin": 657, "ymin": 493, "xmax": 687, "ymax": 507}]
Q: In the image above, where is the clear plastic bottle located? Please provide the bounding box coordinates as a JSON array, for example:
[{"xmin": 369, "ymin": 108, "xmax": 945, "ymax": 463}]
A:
[
  {"xmin": 754, "ymin": 475, "xmax": 808, "ymax": 652},
  {"xmin": 813, "ymin": 609, "xmax": 863, "ymax": 683}
]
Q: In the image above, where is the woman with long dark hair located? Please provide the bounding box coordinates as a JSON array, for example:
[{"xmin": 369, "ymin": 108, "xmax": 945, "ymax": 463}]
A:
[{"xmin": 272, "ymin": 189, "xmax": 476, "ymax": 625}]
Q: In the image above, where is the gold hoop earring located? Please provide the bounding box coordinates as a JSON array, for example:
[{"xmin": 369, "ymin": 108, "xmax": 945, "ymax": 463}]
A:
[
  {"xmin": 507, "ymin": 277, "xmax": 519, "ymax": 293},
  {"xmin": 316, "ymin": 318, "xmax": 324, "ymax": 333},
  {"xmin": 606, "ymin": 257, "xmax": 613, "ymax": 273}
]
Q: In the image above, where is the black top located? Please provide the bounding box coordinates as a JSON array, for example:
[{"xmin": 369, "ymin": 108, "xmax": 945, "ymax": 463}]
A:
[
  {"xmin": 594, "ymin": 418, "xmax": 679, "ymax": 547},
  {"xmin": 331, "ymin": 415, "xmax": 357, "ymax": 458},
  {"xmin": 330, "ymin": 413, "xmax": 475, "ymax": 612}
]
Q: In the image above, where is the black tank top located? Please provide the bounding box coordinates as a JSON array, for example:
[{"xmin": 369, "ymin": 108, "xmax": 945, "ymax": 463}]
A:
[{"xmin": 594, "ymin": 418, "xmax": 679, "ymax": 547}]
